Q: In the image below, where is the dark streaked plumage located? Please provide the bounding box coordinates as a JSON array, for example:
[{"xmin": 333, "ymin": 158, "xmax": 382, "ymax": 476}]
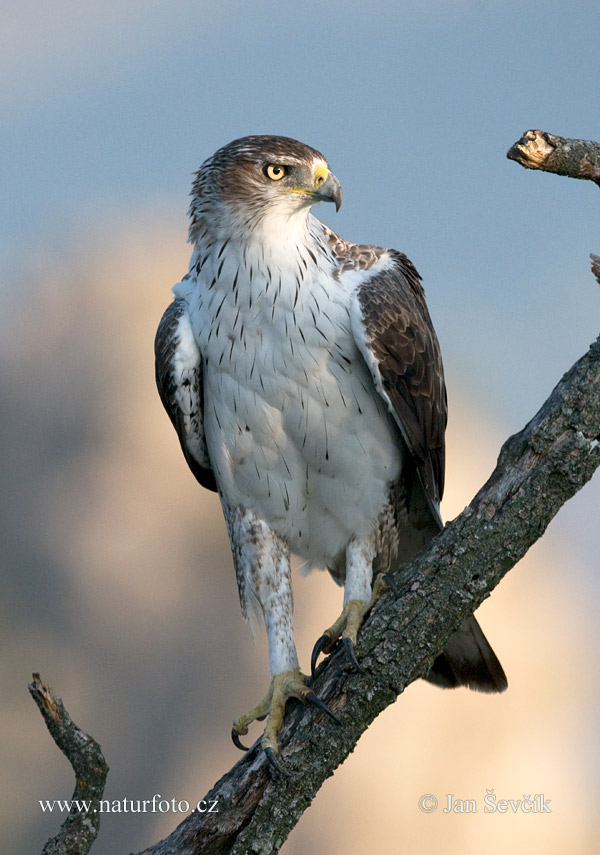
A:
[{"xmin": 355, "ymin": 252, "xmax": 446, "ymax": 516}]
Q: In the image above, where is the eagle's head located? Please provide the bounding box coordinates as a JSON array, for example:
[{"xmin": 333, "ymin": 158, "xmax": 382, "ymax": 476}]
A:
[{"xmin": 188, "ymin": 135, "xmax": 342, "ymax": 244}]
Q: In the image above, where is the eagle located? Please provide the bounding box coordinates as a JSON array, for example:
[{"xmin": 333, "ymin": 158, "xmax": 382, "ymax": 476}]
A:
[{"xmin": 155, "ymin": 135, "xmax": 507, "ymax": 770}]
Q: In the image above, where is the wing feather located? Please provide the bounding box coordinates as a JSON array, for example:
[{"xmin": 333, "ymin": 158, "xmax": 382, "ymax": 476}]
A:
[
  {"xmin": 350, "ymin": 251, "xmax": 447, "ymax": 520},
  {"xmin": 350, "ymin": 252, "xmax": 507, "ymax": 691},
  {"xmin": 154, "ymin": 299, "xmax": 217, "ymax": 492}
]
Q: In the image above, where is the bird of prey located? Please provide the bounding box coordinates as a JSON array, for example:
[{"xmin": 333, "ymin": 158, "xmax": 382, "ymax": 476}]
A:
[{"xmin": 155, "ymin": 135, "xmax": 507, "ymax": 769}]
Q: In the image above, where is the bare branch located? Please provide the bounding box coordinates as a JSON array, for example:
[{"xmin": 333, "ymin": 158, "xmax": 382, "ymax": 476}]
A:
[
  {"xmin": 591, "ymin": 254, "xmax": 600, "ymax": 287},
  {"xmin": 29, "ymin": 673, "xmax": 109, "ymax": 855},
  {"xmin": 136, "ymin": 324, "xmax": 600, "ymax": 855},
  {"xmin": 507, "ymin": 129, "xmax": 600, "ymax": 186}
]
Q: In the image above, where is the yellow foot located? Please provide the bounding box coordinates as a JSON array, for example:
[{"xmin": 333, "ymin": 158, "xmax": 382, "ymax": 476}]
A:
[
  {"xmin": 311, "ymin": 573, "xmax": 390, "ymax": 676},
  {"xmin": 231, "ymin": 669, "xmax": 340, "ymax": 773}
]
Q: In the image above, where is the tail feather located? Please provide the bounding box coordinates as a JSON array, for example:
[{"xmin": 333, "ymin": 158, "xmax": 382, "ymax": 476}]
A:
[{"xmin": 426, "ymin": 615, "xmax": 508, "ymax": 693}]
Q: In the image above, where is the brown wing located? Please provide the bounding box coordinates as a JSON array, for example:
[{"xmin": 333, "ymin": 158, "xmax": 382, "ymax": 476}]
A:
[
  {"xmin": 351, "ymin": 250, "xmax": 447, "ymax": 521},
  {"xmin": 155, "ymin": 299, "xmax": 217, "ymax": 493},
  {"xmin": 351, "ymin": 253, "xmax": 507, "ymax": 691}
]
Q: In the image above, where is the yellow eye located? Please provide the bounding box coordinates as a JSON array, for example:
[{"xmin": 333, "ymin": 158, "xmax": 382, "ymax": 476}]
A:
[{"xmin": 265, "ymin": 163, "xmax": 286, "ymax": 181}]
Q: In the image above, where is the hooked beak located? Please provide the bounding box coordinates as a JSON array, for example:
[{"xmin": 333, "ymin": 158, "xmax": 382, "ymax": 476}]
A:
[{"xmin": 313, "ymin": 170, "xmax": 342, "ymax": 211}]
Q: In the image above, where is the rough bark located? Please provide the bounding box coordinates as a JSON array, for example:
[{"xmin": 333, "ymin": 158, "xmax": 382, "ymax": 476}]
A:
[
  {"xmin": 29, "ymin": 673, "xmax": 109, "ymax": 855},
  {"xmin": 591, "ymin": 254, "xmax": 600, "ymax": 286},
  {"xmin": 32, "ymin": 130, "xmax": 600, "ymax": 854},
  {"xmin": 507, "ymin": 129, "xmax": 600, "ymax": 186}
]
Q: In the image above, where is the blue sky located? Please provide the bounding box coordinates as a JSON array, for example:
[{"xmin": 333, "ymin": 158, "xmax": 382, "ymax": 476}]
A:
[{"xmin": 3, "ymin": 0, "xmax": 599, "ymax": 424}]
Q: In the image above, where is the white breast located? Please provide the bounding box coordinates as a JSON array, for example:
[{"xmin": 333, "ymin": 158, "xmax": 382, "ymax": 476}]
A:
[{"xmin": 183, "ymin": 227, "xmax": 402, "ymax": 571}]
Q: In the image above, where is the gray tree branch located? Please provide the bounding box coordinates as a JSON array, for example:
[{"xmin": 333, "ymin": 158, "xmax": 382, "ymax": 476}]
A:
[
  {"xmin": 29, "ymin": 673, "xmax": 109, "ymax": 855},
  {"xmin": 507, "ymin": 129, "xmax": 600, "ymax": 186},
  {"xmin": 33, "ymin": 131, "xmax": 600, "ymax": 855},
  {"xmin": 591, "ymin": 254, "xmax": 600, "ymax": 286}
]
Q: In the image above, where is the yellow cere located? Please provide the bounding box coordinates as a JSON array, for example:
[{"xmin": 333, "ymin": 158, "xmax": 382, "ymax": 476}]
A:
[
  {"xmin": 313, "ymin": 164, "xmax": 329, "ymax": 187},
  {"xmin": 280, "ymin": 161, "xmax": 330, "ymax": 198}
]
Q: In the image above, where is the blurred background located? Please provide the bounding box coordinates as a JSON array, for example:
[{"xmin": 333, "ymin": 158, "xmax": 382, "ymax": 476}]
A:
[{"xmin": 2, "ymin": 1, "xmax": 599, "ymax": 853}]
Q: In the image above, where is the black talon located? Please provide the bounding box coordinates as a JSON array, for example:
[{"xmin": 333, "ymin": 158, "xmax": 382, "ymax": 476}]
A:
[
  {"xmin": 264, "ymin": 746, "xmax": 290, "ymax": 776},
  {"xmin": 305, "ymin": 691, "xmax": 341, "ymax": 726},
  {"xmin": 342, "ymin": 637, "xmax": 365, "ymax": 673},
  {"xmin": 382, "ymin": 573, "xmax": 400, "ymax": 598},
  {"xmin": 231, "ymin": 728, "xmax": 250, "ymax": 752},
  {"xmin": 311, "ymin": 633, "xmax": 332, "ymax": 677}
]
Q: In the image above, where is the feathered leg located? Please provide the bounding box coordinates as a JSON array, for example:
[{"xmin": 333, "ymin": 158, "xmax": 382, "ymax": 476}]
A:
[{"xmin": 222, "ymin": 504, "xmax": 338, "ymax": 768}]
